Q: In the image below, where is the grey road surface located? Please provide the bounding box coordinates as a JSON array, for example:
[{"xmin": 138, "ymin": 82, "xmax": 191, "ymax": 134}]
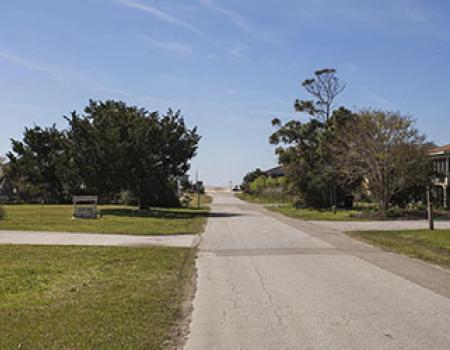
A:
[
  {"xmin": 0, "ymin": 231, "xmax": 198, "ymax": 247},
  {"xmin": 184, "ymin": 192, "xmax": 450, "ymax": 350}
]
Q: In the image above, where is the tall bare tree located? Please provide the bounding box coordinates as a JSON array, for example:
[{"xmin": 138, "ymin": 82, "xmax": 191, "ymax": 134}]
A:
[
  {"xmin": 332, "ymin": 110, "xmax": 432, "ymax": 209},
  {"xmin": 294, "ymin": 68, "xmax": 346, "ymax": 122}
]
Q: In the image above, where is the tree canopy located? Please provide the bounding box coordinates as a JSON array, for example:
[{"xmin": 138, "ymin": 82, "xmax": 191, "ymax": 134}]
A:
[
  {"xmin": 241, "ymin": 168, "xmax": 265, "ymax": 192},
  {"xmin": 7, "ymin": 100, "xmax": 200, "ymax": 208},
  {"xmin": 270, "ymin": 69, "xmax": 355, "ymax": 208},
  {"xmin": 331, "ymin": 110, "xmax": 432, "ymax": 209},
  {"xmin": 7, "ymin": 125, "xmax": 72, "ymax": 203},
  {"xmin": 294, "ymin": 68, "xmax": 346, "ymax": 122},
  {"xmin": 269, "ymin": 69, "xmax": 431, "ymax": 209}
]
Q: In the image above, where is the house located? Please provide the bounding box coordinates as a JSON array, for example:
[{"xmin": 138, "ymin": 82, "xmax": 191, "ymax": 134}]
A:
[
  {"xmin": 429, "ymin": 144, "xmax": 450, "ymax": 208},
  {"xmin": 264, "ymin": 166, "xmax": 285, "ymax": 178}
]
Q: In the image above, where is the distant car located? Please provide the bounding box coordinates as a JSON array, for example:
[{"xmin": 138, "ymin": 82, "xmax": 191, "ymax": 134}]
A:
[{"xmin": 232, "ymin": 186, "xmax": 241, "ymax": 192}]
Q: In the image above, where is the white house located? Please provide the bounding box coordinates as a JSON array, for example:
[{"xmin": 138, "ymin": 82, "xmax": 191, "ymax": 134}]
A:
[{"xmin": 429, "ymin": 144, "xmax": 450, "ymax": 208}]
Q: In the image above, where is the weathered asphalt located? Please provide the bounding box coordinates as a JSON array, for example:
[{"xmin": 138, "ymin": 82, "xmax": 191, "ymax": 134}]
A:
[{"xmin": 184, "ymin": 192, "xmax": 450, "ymax": 350}]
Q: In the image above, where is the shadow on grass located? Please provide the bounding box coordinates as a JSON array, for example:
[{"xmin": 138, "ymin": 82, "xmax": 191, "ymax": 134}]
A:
[
  {"xmin": 100, "ymin": 208, "xmax": 207, "ymax": 219},
  {"xmin": 100, "ymin": 208, "xmax": 242, "ymax": 219}
]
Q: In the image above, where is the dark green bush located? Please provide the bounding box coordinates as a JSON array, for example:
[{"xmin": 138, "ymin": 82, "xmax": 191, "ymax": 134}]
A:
[{"xmin": 386, "ymin": 207, "xmax": 403, "ymax": 218}]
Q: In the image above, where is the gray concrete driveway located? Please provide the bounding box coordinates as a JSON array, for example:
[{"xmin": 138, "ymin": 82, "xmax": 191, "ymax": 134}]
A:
[
  {"xmin": 0, "ymin": 231, "xmax": 199, "ymax": 247},
  {"xmin": 309, "ymin": 219, "xmax": 450, "ymax": 231},
  {"xmin": 185, "ymin": 192, "xmax": 450, "ymax": 350}
]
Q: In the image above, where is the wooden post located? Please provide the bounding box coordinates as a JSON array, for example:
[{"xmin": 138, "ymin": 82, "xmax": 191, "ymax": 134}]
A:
[{"xmin": 427, "ymin": 186, "xmax": 434, "ymax": 231}]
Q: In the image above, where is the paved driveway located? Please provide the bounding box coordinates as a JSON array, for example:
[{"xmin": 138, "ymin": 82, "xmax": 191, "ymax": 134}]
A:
[
  {"xmin": 0, "ymin": 231, "xmax": 199, "ymax": 247},
  {"xmin": 185, "ymin": 192, "xmax": 450, "ymax": 350},
  {"xmin": 309, "ymin": 219, "xmax": 450, "ymax": 231}
]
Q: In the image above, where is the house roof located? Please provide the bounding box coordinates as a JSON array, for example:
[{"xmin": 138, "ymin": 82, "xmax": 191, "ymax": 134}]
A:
[
  {"xmin": 264, "ymin": 166, "xmax": 285, "ymax": 177},
  {"xmin": 429, "ymin": 144, "xmax": 450, "ymax": 155}
]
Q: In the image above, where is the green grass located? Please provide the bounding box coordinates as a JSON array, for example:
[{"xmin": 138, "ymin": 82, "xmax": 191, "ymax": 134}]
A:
[
  {"xmin": 236, "ymin": 193, "xmax": 361, "ymax": 221},
  {"xmin": 186, "ymin": 193, "xmax": 212, "ymax": 207},
  {"xmin": 0, "ymin": 245, "xmax": 195, "ymax": 349},
  {"xmin": 0, "ymin": 202, "xmax": 209, "ymax": 235},
  {"xmin": 347, "ymin": 230, "xmax": 450, "ymax": 268},
  {"xmin": 269, "ymin": 205, "xmax": 362, "ymax": 221},
  {"xmin": 235, "ymin": 192, "xmax": 287, "ymax": 205}
]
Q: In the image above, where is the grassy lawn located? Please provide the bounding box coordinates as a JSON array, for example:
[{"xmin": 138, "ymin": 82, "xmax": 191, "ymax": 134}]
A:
[
  {"xmin": 0, "ymin": 198, "xmax": 210, "ymax": 235},
  {"xmin": 0, "ymin": 245, "xmax": 195, "ymax": 350},
  {"xmin": 347, "ymin": 230, "xmax": 450, "ymax": 268},
  {"xmin": 236, "ymin": 193, "xmax": 361, "ymax": 221},
  {"xmin": 269, "ymin": 205, "xmax": 362, "ymax": 221}
]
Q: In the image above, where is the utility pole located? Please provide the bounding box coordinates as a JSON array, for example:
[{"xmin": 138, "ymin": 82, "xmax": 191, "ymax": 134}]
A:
[
  {"xmin": 196, "ymin": 170, "xmax": 200, "ymax": 209},
  {"xmin": 427, "ymin": 186, "xmax": 434, "ymax": 231}
]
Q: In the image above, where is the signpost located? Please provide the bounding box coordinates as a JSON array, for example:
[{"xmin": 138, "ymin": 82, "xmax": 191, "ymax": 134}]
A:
[
  {"xmin": 73, "ymin": 196, "xmax": 98, "ymax": 219},
  {"xmin": 426, "ymin": 186, "xmax": 434, "ymax": 231},
  {"xmin": 196, "ymin": 170, "xmax": 200, "ymax": 209}
]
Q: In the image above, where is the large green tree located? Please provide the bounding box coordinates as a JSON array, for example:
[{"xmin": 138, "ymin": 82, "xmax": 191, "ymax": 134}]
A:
[
  {"xmin": 271, "ymin": 107, "xmax": 359, "ymax": 207},
  {"xmin": 331, "ymin": 110, "xmax": 432, "ymax": 209},
  {"xmin": 65, "ymin": 100, "xmax": 140, "ymax": 199},
  {"xmin": 66, "ymin": 100, "xmax": 200, "ymax": 208},
  {"xmin": 7, "ymin": 125, "xmax": 73, "ymax": 203},
  {"xmin": 125, "ymin": 108, "xmax": 200, "ymax": 209},
  {"xmin": 8, "ymin": 100, "xmax": 200, "ymax": 208},
  {"xmin": 241, "ymin": 168, "xmax": 265, "ymax": 193},
  {"xmin": 270, "ymin": 69, "xmax": 355, "ymax": 208}
]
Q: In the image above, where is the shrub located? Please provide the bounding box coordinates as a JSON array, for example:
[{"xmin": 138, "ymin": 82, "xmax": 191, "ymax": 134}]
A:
[
  {"xmin": 249, "ymin": 176, "xmax": 288, "ymax": 202},
  {"xmin": 119, "ymin": 191, "xmax": 139, "ymax": 206},
  {"xmin": 180, "ymin": 195, "xmax": 191, "ymax": 207},
  {"xmin": 386, "ymin": 207, "xmax": 403, "ymax": 218}
]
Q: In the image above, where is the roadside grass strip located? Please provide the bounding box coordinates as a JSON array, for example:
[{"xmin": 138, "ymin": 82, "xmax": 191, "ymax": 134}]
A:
[
  {"xmin": 347, "ymin": 230, "xmax": 450, "ymax": 268},
  {"xmin": 0, "ymin": 245, "xmax": 195, "ymax": 349},
  {"xmin": 269, "ymin": 205, "xmax": 362, "ymax": 221},
  {"xmin": 0, "ymin": 204, "xmax": 209, "ymax": 235}
]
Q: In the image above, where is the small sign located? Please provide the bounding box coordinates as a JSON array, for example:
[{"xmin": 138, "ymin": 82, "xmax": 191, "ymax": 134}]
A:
[{"xmin": 73, "ymin": 196, "xmax": 98, "ymax": 219}]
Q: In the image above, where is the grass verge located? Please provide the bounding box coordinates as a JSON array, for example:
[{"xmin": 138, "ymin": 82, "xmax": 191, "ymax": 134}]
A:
[
  {"xmin": 234, "ymin": 192, "xmax": 285, "ymax": 205},
  {"xmin": 269, "ymin": 205, "xmax": 362, "ymax": 221},
  {"xmin": 0, "ymin": 245, "xmax": 196, "ymax": 349},
  {"xmin": 347, "ymin": 230, "xmax": 450, "ymax": 268},
  {"xmin": 0, "ymin": 201, "xmax": 210, "ymax": 235},
  {"xmin": 236, "ymin": 193, "xmax": 361, "ymax": 221}
]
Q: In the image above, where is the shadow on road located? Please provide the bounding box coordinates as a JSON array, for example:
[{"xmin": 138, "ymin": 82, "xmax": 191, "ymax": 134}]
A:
[
  {"xmin": 207, "ymin": 212, "xmax": 243, "ymax": 218},
  {"xmin": 100, "ymin": 208, "xmax": 242, "ymax": 219},
  {"xmin": 100, "ymin": 208, "xmax": 208, "ymax": 220}
]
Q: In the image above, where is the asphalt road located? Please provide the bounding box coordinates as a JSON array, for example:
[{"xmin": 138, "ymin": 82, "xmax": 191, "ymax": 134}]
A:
[{"xmin": 184, "ymin": 192, "xmax": 450, "ymax": 350}]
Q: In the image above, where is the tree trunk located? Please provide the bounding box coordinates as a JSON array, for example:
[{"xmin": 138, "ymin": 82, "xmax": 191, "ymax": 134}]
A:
[{"xmin": 139, "ymin": 197, "xmax": 150, "ymax": 211}]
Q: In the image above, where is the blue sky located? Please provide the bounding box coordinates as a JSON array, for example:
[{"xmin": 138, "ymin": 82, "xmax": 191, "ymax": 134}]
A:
[{"xmin": 1, "ymin": 0, "xmax": 449, "ymax": 185}]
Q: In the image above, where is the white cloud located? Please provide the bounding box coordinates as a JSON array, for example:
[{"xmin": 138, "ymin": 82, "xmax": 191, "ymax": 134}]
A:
[
  {"xmin": 199, "ymin": 0, "xmax": 252, "ymax": 33},
  {"xmin": 141, "ymin": 34, "xmax": 192, "ymax": 54},
  {"xmin": 227, "ymin": 43, "xmax": 248, "ymax": 61},
  {"xmin": 0, "ymin": 50, "xmax": 58, "ymax": 78},
  {"xmin": 0, "ymin": 48, "xmax": 125, "ymax": 96},
  {"xmin": 198, "ymin": 0, "xmax": 284, "ymax": 52},
  {"xmin": 118, "ymin": 0, "xmax": 207, "ymax": 39},
  {"xmin": 118, "ymin": 0, "xmax": 258, "ymax": 61}
]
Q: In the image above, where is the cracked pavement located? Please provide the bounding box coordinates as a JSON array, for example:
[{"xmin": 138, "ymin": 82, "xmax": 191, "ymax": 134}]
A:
[{"xmin": 184, "ymin": 192, "xmax": 450, "ymax": 350}]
